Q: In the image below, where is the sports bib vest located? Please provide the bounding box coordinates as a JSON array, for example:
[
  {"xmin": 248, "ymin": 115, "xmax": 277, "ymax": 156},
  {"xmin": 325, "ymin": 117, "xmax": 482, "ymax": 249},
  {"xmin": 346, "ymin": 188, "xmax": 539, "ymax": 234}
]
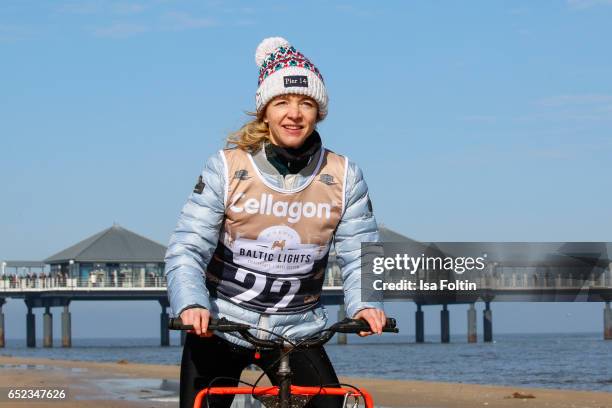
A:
[{"xmin": 206, "ymin": 148, "xmax": 347, "ymax": 314}]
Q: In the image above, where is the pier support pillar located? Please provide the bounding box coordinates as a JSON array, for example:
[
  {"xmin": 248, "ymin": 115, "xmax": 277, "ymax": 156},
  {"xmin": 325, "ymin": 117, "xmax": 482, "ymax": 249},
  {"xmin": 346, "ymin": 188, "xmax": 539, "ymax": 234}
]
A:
[
  {"xmin": 0, "ymin": 299, "xmax": 5, "ymax": 348},
  {"xmin": 160, "ymin": 306, "xmax": 170, "ymax": 347},
  {"xmin": 415, "ymin": 304, "xmax": 424, "ymax": 343},
  {"xmin": 441, "ymin": 304, "xmax": 450, "ymax": 343},
  {"xmin": 467, "ymin": 303, "xmax": 477, "ymax": 343},
  {"xmin": 605, "ymin": 302, "xmax": 612, "ymax": 340},
  {"xmin": 26, "ymin": 305, "xmax": 36, "ymax": 348},
  {"xmin": 337, "ymin": 304, "xmax": 347, "ymax": 345},
  {"xmin": 43, "ymin": 306, "xmax": 53, "ymax": 348},
  {"xmin": 62, "ymin": 304, "xmax": 71, "ymax": 348},
  {"xmin": 483, "ymin": 301, "xmax": 493, "ymax": 343}
]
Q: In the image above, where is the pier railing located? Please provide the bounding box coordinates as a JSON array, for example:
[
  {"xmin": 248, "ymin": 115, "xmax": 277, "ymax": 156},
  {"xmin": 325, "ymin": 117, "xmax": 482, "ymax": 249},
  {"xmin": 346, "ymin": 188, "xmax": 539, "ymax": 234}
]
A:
[
  {"xmin": 0, "ymin": 271, "xmax": 345, "ymax": 292},
  {"xmin": 474, "ymin": 273, "xmax": 612, "ymax": 289},
  {"xmin": 1, "ymin": 268, "xmax": 611, "ymax": 292},
  {"xmin": 0, "ymin": 276, "xmax": 168, "ymax": 291},
  {"xmin": 390, "ymin": 271, "xmax": 612, "ymax": 289}
]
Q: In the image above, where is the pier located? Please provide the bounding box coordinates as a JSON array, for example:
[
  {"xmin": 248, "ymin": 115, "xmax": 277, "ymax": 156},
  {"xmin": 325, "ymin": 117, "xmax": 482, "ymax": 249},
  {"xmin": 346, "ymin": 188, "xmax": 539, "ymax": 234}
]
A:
[
  {"xmin": 1, "ymin": 226, "xmax": 612, "ymax": 346},
  {"xmin": 0, "ymin": 273, "xmax": 343, "ymax": 348}
]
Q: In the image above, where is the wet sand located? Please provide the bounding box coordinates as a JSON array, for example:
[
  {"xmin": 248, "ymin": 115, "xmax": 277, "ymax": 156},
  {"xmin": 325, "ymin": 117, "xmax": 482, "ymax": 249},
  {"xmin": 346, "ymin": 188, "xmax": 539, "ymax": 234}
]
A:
[{"xmin": 0, "ymin": 355, "xmax": 610, "ymax": 408}]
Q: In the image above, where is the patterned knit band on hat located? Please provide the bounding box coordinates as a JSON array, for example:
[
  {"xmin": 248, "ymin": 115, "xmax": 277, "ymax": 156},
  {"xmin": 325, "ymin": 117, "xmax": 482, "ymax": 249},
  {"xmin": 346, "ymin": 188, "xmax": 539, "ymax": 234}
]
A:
[{"xmin": 255, "ymin": 37, "xmax": 328, "ymax": 120}]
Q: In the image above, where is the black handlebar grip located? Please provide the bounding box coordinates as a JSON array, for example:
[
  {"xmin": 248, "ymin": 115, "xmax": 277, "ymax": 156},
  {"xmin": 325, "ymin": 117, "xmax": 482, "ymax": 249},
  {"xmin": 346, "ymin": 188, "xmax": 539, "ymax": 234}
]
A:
[
  {"xmin": 385, "ymin": 318, "xmax": 397, "ymax": 329},
  {"xmin": 168, "ymin": 317, "xmax": 191, "ymax": 330},
  {"xmin": 168, "ymin": 317, "xmax": 218, "ymax": 330},
  {"xmin": 369, "ymin": 317, "xmax": 399, "ymax": 333},
  {"xmin": 383, "ymin": 318, "xmax": 399, "ymax": 332},
  {"xmin": 357, "ymin": 317, "xmax": 398, "ymax": 331},
  {"xmin": 334, "ymin": 317, "xmax": 399, "ymax": 333},
  {"xmin": 168, "ymin": 317, "xmax": 250, "ymax": 332}
]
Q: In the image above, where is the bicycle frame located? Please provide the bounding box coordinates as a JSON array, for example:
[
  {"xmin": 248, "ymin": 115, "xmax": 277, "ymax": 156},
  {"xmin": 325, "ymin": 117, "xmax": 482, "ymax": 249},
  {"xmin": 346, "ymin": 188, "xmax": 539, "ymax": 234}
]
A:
[
  {"xmin": 168, "ymin": 316, "xmax": 397, "ymax": 408},
  {"xmin": 193, "ymin": 385, "xmax": 374, "ymax": 408}
]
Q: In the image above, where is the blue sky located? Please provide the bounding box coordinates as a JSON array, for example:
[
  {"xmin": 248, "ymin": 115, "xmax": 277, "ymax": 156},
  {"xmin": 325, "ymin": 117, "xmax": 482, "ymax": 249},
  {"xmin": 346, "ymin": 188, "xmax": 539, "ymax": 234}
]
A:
[{"xmin": 1, "ymin": 1, "xmax": 611, "ymax": 338}]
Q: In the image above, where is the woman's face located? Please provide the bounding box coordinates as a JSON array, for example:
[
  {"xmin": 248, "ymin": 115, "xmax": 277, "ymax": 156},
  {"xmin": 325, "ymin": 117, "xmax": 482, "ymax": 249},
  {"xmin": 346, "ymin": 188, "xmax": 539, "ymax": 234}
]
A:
[{"xmin": 264, "ymin": 94, "xmax": 318, "ymax": 149}]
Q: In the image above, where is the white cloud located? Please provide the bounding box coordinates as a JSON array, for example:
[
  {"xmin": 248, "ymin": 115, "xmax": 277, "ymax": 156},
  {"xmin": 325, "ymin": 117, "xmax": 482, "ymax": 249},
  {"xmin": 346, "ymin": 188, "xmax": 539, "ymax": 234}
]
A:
[
  {"xmin": 58, "ymin": 2, "xmax": 217, "ymax": 36},
  {"xmin": 517, "ymin": 28, "xmax": 531, "ymax": 36},
  {"xmin": 58, "ymin": 1, "xmax": 146, "ymax": 15},
  {"xmin": 0, "ymin": 24, "xmax": 34, "ymax": 42},
  {"xmin": 57, "ymin": 0, "xmax": 102, "ymax": 15},
  {"xmin": 527, "ymin": 140, "xmax": 612, "ymax": 160},
  {"xmin": 517, "ymin": 94, "xmax": 612, "ymax": 122},
  {"xmin": 537, "ymin": 94, "xmax": 612, "ymax": 107},
  {"xmin": 567, "ymin": 0, "xmax": 612, "ymax": 9},
  {"xmin": 112, "ymin": 3, "xmax": 147, "ymax": 15},
  {"xmin": 233, "ymin": 19, "xmax": 257, "ymax": 27},
  {"xmin": 87, "ymin": 10, "xmax": 216, "ymax": 38},
  {"xmin": 508, "ymin": 7, "xmax": 530, "ymax": 15},
  {"xmin": 335, "ymin": 4, "xmax": 378, "ymax": 17},
  {"xmin": 458, "ymin": 115, "xmax": 498, "ymax": 123},
  {"xmin": 93, "ymin": 23, "xmax": 148, "ymax": 38},
  {"xmin": 222, "ymin": 7, "xmax": 256, "ymax": 15},
  {"xmin": 461, "ymin": 94, "xmax": 612, "ymax": 125},
  {"xmin": 161, "ymin": 11, "xmax": 216, "ymax": 30}
]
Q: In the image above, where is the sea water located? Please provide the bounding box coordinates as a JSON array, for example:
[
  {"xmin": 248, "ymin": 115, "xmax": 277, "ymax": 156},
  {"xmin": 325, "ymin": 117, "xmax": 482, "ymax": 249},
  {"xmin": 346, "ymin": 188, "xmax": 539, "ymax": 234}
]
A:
[{"xmin": 1, "ymin": 332, "xmax": 610, "ymax": 392}]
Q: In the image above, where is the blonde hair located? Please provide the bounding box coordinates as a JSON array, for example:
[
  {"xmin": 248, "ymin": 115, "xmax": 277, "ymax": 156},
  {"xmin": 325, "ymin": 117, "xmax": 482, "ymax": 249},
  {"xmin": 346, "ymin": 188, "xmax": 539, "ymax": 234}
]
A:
[{"xmin": 226, "ymin": 112, "xmax": 270, "ymax": 153}]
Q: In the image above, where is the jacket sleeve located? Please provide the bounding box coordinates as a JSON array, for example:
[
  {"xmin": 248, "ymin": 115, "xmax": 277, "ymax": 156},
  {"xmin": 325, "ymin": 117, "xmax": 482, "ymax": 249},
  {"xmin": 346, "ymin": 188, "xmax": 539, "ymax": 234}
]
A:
[
  {"xmin": 164, "ymin": 151, "xmax": 226, "ymax": 316},
  {"xmin": 333, "ymin": 160, "xmax": 383, "ymax": 318}
]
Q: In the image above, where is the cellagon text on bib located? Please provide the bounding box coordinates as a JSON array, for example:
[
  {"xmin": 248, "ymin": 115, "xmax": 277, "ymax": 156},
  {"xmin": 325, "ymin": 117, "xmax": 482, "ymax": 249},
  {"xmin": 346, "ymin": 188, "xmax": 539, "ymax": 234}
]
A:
[{"xmin": 206, "ymin": 148, "xmax": 347, "ymax": 313}]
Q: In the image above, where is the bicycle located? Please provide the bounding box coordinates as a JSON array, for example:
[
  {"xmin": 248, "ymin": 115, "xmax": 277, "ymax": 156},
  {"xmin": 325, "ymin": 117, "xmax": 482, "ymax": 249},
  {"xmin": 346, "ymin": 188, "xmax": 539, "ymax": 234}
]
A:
[{"xmin": 169, "ymin": 316, "xmax": 399, "ymax": 408}]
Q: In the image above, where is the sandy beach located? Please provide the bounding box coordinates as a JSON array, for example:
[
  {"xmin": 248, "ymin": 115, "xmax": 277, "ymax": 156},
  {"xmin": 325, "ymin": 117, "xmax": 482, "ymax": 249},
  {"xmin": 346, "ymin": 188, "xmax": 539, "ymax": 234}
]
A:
[{"xmin": 0, "ymin": 355, "xmax": 609, "ymax": 408}]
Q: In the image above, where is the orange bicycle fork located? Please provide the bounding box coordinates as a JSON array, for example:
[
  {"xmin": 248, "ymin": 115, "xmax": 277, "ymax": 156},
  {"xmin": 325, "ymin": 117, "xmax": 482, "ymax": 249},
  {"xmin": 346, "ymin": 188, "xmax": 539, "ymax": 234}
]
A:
[
  {"xmin": 193, "ymin": 385, "xmax": 374, "ymax": 408},
  {"xmin": 193, "ymin": 346, "xmax": 375, "ymax": 408}
]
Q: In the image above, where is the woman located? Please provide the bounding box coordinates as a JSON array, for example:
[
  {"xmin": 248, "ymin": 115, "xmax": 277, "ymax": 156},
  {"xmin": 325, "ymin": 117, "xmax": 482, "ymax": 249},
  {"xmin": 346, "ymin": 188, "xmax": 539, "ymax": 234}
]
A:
[{"xmin": 165, "ymin": 37, "xmax": 385, "ymax": 408}]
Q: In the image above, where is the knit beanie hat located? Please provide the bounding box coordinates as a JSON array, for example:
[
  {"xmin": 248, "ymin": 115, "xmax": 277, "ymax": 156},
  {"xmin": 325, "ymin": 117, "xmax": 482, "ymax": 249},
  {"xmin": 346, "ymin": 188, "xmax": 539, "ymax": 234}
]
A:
[{"xmin": 255, "ymin": 37, "xmax": 328, "ymax": 120}]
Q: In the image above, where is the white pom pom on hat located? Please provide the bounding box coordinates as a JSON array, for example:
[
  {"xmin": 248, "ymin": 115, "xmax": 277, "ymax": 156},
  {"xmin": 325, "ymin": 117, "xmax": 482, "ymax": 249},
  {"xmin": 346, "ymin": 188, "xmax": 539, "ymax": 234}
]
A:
[
  {"xmin": 254, "ymin": 36, "xmax": 329, "ymax": 120},
  {"xmin": 255, "ymin": 37, "xmax": 291, "ymax": 66}
]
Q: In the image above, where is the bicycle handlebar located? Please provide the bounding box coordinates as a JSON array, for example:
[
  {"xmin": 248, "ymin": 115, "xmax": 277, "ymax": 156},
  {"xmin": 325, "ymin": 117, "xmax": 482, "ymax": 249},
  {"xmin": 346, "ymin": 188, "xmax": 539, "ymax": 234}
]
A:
[{"xmin": 168, "ymin": 316, "xmax": 398, "ymax": 349}]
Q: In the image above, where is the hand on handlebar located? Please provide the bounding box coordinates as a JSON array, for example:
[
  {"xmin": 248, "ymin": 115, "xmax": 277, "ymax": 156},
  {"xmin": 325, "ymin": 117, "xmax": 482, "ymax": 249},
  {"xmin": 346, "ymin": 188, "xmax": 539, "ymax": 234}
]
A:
[
  {"xmin": 180, "ymin": 307, "xmax": 213, "ymax": 337},
  {"xmin": 353, "ymin": 308, "xmax": 387, "ymax": 337}
]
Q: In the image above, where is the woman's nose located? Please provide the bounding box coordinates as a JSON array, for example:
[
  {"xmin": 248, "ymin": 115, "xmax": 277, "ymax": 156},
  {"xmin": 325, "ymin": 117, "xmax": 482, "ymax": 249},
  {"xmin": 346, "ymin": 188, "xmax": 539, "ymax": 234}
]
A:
[{"xmin": 287, "ymin": 103, "xmax": 302, "ymax": 119}]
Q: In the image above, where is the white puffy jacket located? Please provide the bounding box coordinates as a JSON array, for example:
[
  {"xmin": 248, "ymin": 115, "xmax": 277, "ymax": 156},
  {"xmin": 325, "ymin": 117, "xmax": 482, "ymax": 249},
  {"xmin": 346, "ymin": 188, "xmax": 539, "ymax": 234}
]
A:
[{"xmin": 164, "ymin": 144, "xmax": 382, "ymax": 347}]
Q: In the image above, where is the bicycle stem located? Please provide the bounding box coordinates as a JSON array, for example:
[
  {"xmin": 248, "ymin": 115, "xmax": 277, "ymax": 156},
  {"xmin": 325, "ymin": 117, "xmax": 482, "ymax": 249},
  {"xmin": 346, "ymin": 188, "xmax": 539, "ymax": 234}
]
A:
[{"xmin": 278, "ymin": 347, "xmax": 292, "ymax": 408}]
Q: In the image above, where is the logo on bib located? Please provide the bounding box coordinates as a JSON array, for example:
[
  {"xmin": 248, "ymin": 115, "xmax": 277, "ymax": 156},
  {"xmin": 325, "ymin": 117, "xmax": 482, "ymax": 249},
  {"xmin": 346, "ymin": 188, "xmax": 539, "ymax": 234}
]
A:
[
  {"xmin": 229, "ymin": 193, "xmax": 331, "ymax": 224},
  {"xmin": 234, "ymin": 169, "xmax": 251, "ymax": 180},
  {"xmin": 193, "ymin": 175, "xmax": 205, "ymax": 194},
  {"xmin": 319, "ymin": 174, "xmax": 335, "ymax": 185}
]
